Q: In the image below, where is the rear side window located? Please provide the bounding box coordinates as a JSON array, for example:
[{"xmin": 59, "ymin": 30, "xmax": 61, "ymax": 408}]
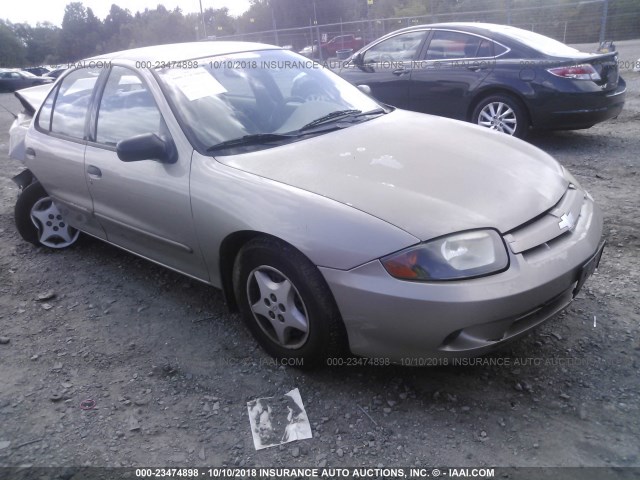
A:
[
  {"xmin": 46, "ymin": 68, "xmax": 100, "ymax": 139},
  {"xmin": 37, "ymin": 93, "xmax": 54, "ymax": 132},
  {"xmin": 489, "ymin": 42, "xmax": 509, "ymax": 57},
  {"xmin": 425, "ymin": 31, "xmax": 506, "ymax": 59}
]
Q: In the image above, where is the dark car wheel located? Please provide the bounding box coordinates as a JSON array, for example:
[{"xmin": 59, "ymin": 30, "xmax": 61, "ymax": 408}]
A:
[
  {"xmin": 472, "ymin": 94, "xmax": 529, "ymax": 138},
  {"xmin": 15, "ymin": 182, "xmax": 80, "ymax": 249},
  {"xmin": 233, "ymin": 236, "xmax": 347, "ymax": 367}
]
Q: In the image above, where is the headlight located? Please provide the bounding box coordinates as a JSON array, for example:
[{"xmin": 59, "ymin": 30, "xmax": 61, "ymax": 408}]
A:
[{"xmin": 381, "ymin": 229, "xmax": 509, "ymax": 281}]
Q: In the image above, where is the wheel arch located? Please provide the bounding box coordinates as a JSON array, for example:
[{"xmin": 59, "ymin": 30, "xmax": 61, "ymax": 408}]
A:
[
  {"xmin": 219, "ymin": 230, "xmax": 263, "ymax": 311},
  {"xmin": 218, "ymin": 230, "xmax": 345, "ymax": 322},
  {"xmin": 467, "ymin": 87, "xmax": 532, "ymax": 126},
  {"xmin": 11, "ymin": 168, "xmax": 38, "ymax": 191},
  {"xmin": 219, "ymin": 231, "xmax": 315, "ymax": 312}
]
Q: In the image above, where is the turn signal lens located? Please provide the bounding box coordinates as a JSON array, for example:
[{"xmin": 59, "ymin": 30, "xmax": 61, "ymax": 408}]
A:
[{"xmin": 381, "ymin": 250, "xmax": 423, "ymax": 279}]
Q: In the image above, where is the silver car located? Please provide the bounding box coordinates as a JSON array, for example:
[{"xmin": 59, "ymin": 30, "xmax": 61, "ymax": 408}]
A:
[{"xmin": 9, "ymin": 42, "xmax": 604, "ymax": 366}]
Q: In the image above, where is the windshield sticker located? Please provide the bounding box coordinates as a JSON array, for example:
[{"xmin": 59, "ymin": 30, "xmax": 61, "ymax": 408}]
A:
[{"xmin": 167, "ymin": 67, "xmax": 227, "ymax": 101}]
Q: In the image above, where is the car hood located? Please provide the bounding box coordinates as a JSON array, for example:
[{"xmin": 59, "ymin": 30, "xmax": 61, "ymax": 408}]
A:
[{"xmin": 219, "ymin": 110, "xmax": 568, "ymax": 240}]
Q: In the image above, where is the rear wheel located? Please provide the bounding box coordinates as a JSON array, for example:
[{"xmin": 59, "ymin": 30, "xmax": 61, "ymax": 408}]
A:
[
  {"xmin": 472, "ymin": 94, "xmax": 529, "ymax": 138},
  {"xmin": 15, "ymin": 182, "xmax": 80, "ymax": 249},
  {"xmin": 233, "ymin": 236, "xmax": 347, "ymax": 367}
]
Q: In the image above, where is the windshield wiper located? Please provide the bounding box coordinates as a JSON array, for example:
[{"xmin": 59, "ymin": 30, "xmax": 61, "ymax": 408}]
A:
[
  {"xmin": 298, "ymin": 108, "xmax": 389, "ymax": 132},
  {"xmin": 207, "ymin": 133, "xmax": 297, "ymax": 152},
  {"xmin": 357, "ymin": 107, "xmax": 388, "ymax": 117},
  {"xmin": 207, "ymin": 109, "xmax": 389, "ymax": 152},
  {"xmin": 299, "ymin": 109, "xmax": 362, "ymax": 131}
]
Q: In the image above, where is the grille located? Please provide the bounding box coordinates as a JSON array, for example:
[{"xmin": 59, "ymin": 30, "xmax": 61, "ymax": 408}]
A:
[{"xmin": 504, "ymin": 185, "xmax": 585, "ymax": 255}]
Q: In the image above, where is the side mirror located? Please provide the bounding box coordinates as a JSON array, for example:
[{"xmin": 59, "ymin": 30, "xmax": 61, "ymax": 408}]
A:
[
  {"xmin": 352, "ymin": 52, "xmax": 374, "ymax": 73},
  {"xmin": 116, "ymin": 133, "xmax": 177, "ymax": 164},
  {"xmin": 357, "ymin": 84, "xmax": 372, "ymax": 95}
]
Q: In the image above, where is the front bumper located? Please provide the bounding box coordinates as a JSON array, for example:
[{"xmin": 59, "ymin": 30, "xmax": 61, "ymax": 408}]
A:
[{"xmin": 320, "ymin": 198, "xmax": 603, "ymax": 363}]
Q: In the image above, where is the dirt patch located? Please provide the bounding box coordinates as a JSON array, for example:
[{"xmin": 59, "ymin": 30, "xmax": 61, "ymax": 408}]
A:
[{"xmin": 0, "ymin": 74, "xmax": 638, "ymax": 473}]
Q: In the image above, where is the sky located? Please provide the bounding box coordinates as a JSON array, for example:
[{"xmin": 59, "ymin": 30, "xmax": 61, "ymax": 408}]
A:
[{"xmin": 3, "ymin": 0, "xmax": 252, "ymax": 26}]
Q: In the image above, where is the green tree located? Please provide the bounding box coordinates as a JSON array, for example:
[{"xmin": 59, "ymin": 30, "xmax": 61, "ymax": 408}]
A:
[
  {"xmin": 18, "ymin": 22, "xmax": 62, "ymax": 65},
  {"xmin": 0, "ymin": 20, "xmax": 26, "ymax": 66},
  {"xmin": 103, "ymin": 4, "xmax": 134, "ymax": 52},
  {"xmin": 131, "ymin": 6, "xmax": 194, "ymax": 47},
  {"xmin": 59, "ymin": 2, "xmax": 103, "ymax": 61},
  {"xmin": 202, "ymin": 7, "xmax": 236, "ymax": 37}
]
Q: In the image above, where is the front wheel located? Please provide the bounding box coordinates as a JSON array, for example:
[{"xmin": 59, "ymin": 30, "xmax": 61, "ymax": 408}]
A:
[
  {"xmin": 471, "ymin": 94, "xmax": 529, "ymax": 138},
  {"xmin": 233, "ymin": 237, "xmax": 347, "ymax": 368},
  {"xmin": 15, "ymin": 182, "xmax": 80, "ymax": 249}
]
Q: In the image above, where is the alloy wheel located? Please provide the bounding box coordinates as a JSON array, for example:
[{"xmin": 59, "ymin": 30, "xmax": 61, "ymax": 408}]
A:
[
  {"xmin": 477, "ymin": 101, "xmax": 518, "ymax": 135},
  {"xmin": 30, "ymin": 197, "xmax": 80, "ymax": 248},
  {"xmin": 246, "ymin": 265, "xmax": 310, "ymax": 349}
]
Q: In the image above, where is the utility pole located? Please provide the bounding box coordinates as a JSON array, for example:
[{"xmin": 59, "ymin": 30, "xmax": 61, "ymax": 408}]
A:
[
  {"xmin": 199, "ymin": 0, "xmax": 207, "ymax": 39},
  {"xmin": 313, "ymin": 0, "xmax": 322, "ymax": 61},
  {"xmin": 270, "ymin": 0, "xmax": 279, "ymax": 46},
  {"xmin": 599, "ymin": 0, "xmax": 609, "ymax": 44},
  {"xmin": 367, "ymin": 0, "xmax": 373, "ymax": 45}
]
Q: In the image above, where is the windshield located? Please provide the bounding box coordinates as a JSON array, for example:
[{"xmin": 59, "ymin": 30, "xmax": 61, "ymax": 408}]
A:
[
  {"xmin": 157, "ymin": 49, "xmax": 382, "ymax": 153},
  {"xmin": 498, "ymin": 26, "xmax": 582, "ymax": 57}
]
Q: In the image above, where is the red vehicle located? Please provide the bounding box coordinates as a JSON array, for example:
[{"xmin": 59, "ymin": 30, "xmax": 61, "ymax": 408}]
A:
[{"xmin": 320, "ymin": 34, "xmax": 365, "ymax": 58}]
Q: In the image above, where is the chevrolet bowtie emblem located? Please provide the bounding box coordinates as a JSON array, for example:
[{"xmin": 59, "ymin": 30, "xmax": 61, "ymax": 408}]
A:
[{"xmin": 558, "ymin": 212, "xmax": 576, "ymax": 230}]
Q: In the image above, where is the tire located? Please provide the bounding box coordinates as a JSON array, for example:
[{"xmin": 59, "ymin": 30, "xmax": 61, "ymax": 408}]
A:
[
  {"xmin": 233, "ymin": 236, "xmax": 347, "ymax": 368},
  {"xmin": 15, "ymin": 182, "xmax": 80, "ymax": 249},
  {"xmin": 471, "ymin": 93, "xmax": 529, "ymax": 138}
]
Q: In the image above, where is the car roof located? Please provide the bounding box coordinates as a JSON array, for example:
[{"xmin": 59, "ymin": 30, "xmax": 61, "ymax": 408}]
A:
[
  {"xmin": 384, "ymin": 22, "xmax": 550, "ymax": 39},
  {"xmin": 88, "ymin": 41, "xmax": 279, "ymax": 63}
]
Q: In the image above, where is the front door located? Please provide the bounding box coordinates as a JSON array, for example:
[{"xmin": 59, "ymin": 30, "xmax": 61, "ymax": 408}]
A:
[
  {"xmin": 341, "ymin": 30, "xmax": 429, "ymax": 109},
  {"xmin": 84, "ymin": 66, "xmax": 207, "ymax": 280}
]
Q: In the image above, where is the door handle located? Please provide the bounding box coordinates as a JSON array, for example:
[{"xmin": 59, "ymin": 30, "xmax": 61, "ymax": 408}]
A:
[
  {"xmin": 87, "ymin": 165, "xmax": 102, "ymax": 178},
  {"xmin": 467, "ymin": 65, "xmax": 485, "ymax": 72},
  {"xmin": 392, "ymin": 68, "xmax": 410, "ymax": 76},
  {"xmin": 25, "ymin": 147, "xmax": 36, "ymax": 160}
]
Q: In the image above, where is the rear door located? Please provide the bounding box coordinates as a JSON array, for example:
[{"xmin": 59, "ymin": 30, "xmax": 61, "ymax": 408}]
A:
[
  {"xmin": 409, "ymin": 30, "xmax": 499, "ymax": 119},
  {"xmin": 24, "ymin": 67, "xmax": 106, "ymax": 239},
  {"xmin": 84, "ymin": 65, "xmax": 207, "ymax": 280}
]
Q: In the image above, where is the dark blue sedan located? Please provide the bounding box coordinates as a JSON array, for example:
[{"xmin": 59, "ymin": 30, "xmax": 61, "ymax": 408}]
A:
[{"xmin": 339, "ymin": 23, "xmax": 626, "ymax": 138}]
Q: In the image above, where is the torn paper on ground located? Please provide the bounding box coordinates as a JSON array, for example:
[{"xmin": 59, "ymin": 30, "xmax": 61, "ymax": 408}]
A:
[{"xmin": 247, "ymin": 388, "xmax": 312, "ymax": 450}]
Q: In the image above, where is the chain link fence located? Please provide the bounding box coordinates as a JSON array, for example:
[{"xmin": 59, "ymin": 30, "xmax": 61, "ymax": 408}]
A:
[{"xmin": 218, "ymin": 0, "xmax": 639, "ymax": 59}]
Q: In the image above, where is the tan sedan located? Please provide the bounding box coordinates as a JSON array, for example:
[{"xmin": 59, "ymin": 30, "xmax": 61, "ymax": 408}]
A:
[{"xmin": 10, "ymin": 42, "xmax": 604, "ymax": 366}]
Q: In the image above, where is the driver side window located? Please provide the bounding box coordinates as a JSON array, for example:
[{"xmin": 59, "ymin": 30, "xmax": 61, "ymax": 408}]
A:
[
  {"xmin": 363, "ymin": 31, "xmax": 427, "ymax": 64},
  {"xmin": 95, "ymin": 66, "xmax": 164, "ymax": 146}
]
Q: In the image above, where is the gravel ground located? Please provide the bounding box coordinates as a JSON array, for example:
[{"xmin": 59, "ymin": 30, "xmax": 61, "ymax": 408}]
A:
[{"xmin": 0, "ymin": 57, "xmax": 638, "ymax": 476}]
